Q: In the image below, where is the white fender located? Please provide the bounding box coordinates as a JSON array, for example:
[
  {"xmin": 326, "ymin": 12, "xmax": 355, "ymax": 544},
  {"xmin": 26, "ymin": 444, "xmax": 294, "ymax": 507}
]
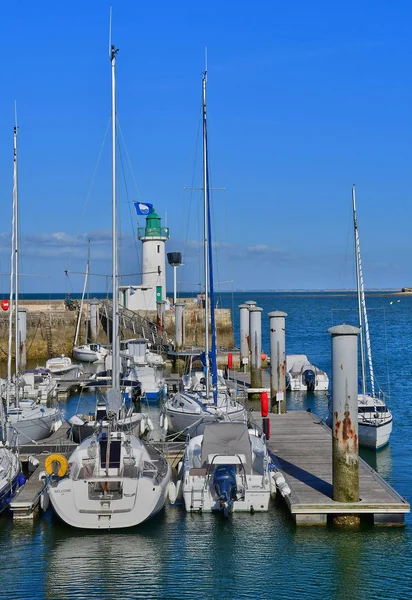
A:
[
  {"xmin": 278, "ymin": 481, "xmax": 291, "ymax": 497},
  {"xmin": 270, "ymin": 473, "xmax": 277, "ymax": 500},
  {"xmin": 163, "ymin": 415, "xmax": 169, "ymax": 433},
  {"xmin": 40, "ymin": 490, "xmax": 50, "ymax": 512},
  {"xmin": 140, "ymin": 418, "xmax": 147, "ymax": 436},
  {"xmin": 177, "ymin": 461, "xmax": 183, "ymax": 476},
  {"xmin": 159, "ymin": 413, "xmax": 164, "ymax": 429},
  {"xmin": 176, "ymin": 479, "xmax": 183, "ymax": 501},
  {"xmin": 168, "ymin": 481, "xmax": 177, "ymax": 505},
  {"xmin": 273, "ymin": 471, "xmax": 286, "ymax": 486},
  {"xmin": 147, "ymin": 418, "xmax": 154, "ymax": 432}
]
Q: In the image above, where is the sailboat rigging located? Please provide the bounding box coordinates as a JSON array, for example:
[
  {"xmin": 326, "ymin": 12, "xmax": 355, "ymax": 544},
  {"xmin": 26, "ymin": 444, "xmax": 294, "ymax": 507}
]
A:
[
  {"xmin": 2, "ymin": 121, "xmax": 61, "ymax": 444},
  {"xmin": 163, "ymin": 68, "xmax": 247, "ymax": 437},
  {"xmin": 47, "ymin": 34, "xmax": 171, "ymax": 529},
  {"xmin": 352, "ymin": 185, "xmax": 393, "ymax": 449}
]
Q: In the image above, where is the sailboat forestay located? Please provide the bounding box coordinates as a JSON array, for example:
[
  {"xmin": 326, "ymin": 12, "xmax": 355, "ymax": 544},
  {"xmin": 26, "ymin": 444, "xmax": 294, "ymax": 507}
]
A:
[
  {"xmin": 164, "ymin": 69, "xmax": 247, "ymax": 437},
  {"xmin": 47, "ymin": 38, "xmax": 171, "ymax": 529}
]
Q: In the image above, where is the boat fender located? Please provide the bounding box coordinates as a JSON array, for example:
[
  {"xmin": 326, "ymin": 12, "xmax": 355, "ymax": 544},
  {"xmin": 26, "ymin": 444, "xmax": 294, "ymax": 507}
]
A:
[
  {"xmin": 177, "ymin": 461, "xmax": 183, "ymax": 476},
  {"xmin": 168, "ymin": 482, "xmax": 177, "ymax": 505},
  {"xmin": 45, "ymin": 453, "xmax": 69, "ymax": 477},
  {"xmin": 40, "ymin": 490, "xmax": 50, "ymax": 512},
  {"xmin": 28, "ymin": 455, "xmax": 40, "ymax": 472},
  {"xmin": 52, "ymin": 419, "xmax": 63, "ymax": 433},
  {"xmin": 140, "ymin": 418, "xmax": 147, "ymax": 436},
  {"xmin": 38, "ymin": 470, "xmax": 47, "ymax": 482},
  {"xmin": 159, "ymin": 413, "xmax": 164, "ymax": 429},
  {"xmin": 270, "ymin": 473, "xmax": 277, "ymax": 500},
  {"xmin": 176, "ymin": 479, "xmax": 183, "ymax": 501},
  {"xmin": 278, "ymin": 480, "xmax": 291, "ymax": 497},
  {"xmin": 17, "ymin": 473, "xmax": 26, "ymax": 487},
  {"xmin": 163, "ymin": 415, "xmax": 169, "ymax": 433},
  {"xmin": 273, "ymin": 471, "xmax": 286, "ymax": 486},
  {"xmin": 147, "ymin": 418, "xmax": 154, "ymax": 432},
  {"xmin": 260, "ymin": 392, "xmax": 269, "ymax": 418}
]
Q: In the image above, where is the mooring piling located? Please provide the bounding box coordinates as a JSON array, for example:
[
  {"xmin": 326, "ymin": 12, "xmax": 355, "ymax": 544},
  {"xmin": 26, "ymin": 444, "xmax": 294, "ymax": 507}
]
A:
[
  {"xmin": 174, "ymin": 301, "xmax": 185, "ymax": 351},
  {"xmin": 239, "ymin": 304, "xmax": 249, "ymax": 372},
  {"xmin": 329, "ymin": 323, "xmax": 360, "ymax": 526},
  {"xmin": 268, "ymin": 310, "xmax": 287, "ymax": 414},
  {"xmin": 249, "ymin": 306, "xmax": 263, "ymax": 400},
  {"xmin": 89, "ymin": 299, "xmax": 100, "ymax": 342}
]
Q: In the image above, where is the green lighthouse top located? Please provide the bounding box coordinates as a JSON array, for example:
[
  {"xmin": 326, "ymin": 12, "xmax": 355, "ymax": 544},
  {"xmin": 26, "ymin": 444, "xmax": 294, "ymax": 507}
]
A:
[{"xmin": 138, "ymin": 207, "xmax": 170, "ymax": 240}]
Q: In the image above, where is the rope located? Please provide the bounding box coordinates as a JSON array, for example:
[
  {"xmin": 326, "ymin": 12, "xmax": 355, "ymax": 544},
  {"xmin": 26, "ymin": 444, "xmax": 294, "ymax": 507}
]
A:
[{"xmin": 65, "ymin": 116, "xmax": 111, "ymax": 275}]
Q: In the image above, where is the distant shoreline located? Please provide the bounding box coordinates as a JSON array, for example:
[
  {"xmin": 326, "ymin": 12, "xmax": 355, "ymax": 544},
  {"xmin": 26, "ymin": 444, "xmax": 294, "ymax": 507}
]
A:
[{"xmin": 2, "ymin": 289, "xmax": 410, "ymax": 300}]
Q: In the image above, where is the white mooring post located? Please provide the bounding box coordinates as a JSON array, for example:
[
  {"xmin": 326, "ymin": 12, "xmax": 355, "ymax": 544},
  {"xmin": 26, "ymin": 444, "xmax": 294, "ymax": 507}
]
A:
[
  {"xmin": 89, "ymin": 299, "xmax": 100, "ymax": 343},
  {"xmin": 239, "ymin": 304, "xmax": 249, "ymax": 372},
  {"xmin": 249, "ymin": 306, "xmax": 263, "ymax": 399},
  {"xmin": 268, "ymin": 310, "xmax": 287, "ymax": 414},
  {"xmin": 329, "ymin": 323, "xmax": 360, "ymax": 527},
  {"xmin": 174, "ymin": 302, "xmax": 185, "ymax": 351}
]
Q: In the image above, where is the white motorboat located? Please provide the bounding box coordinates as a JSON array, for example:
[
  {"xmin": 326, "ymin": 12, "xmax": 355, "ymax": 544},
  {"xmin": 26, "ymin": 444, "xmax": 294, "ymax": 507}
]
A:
[
  {"xmin": 47, "ymin": 425, "xmax": 171, "ymax": 529},
  {"xmin": 47, "ymin": 41, "xmax": 171, "ymax": 529},
  {"xmin": 121, "ymin": 339, "xmax": 166, "ymax": 402},
  {"xmin": 180, "ymin": 421, "xmax": 271, "ymax": 515},
  {"xmin": 286, "ymin": 354, "xmax": 329, "ymax": 392},
  {"xmin": 73, "ymin": 343, "xmax": 108, "ymax": 363},
  {"xmin": 0, "ymin": 446, "xmax": 23, "ymax": 513},
  {"xmin": 164, "ymin": 71, "xmax": 246, "ymax": 435},
  {"xmin": 2, "ymin": 369, "xmax": 57, "ymax": 405},
  {"xmin": 46, "ymin": 356, "xmax": 83, "ymax": 379}
]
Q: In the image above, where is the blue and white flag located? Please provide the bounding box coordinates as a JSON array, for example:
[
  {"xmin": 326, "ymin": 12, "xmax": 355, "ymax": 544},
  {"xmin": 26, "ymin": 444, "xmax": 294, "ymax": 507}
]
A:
[{"xmin": 134, "ymin": 202, "xmax": 153, "ymax": 216}]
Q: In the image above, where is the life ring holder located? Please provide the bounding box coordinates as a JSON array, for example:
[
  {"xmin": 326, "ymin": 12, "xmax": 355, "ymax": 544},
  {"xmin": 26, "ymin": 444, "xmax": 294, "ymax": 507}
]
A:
[{"xmin": 45, "ymin": 453, "xmax": 69, "ymax": 477}]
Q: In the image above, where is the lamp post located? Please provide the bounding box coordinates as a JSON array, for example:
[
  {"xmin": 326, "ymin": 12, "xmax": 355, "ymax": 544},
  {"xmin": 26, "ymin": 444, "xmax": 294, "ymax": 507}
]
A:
[{"xmin": 167, "ymin": 252, "xmax": 183, "ymax": 305}]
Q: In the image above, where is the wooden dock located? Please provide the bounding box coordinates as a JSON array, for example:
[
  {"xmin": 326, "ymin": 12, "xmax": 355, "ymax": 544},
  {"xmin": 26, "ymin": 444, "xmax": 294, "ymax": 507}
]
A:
[
  {"xmin": 260, "ymin": 410, "xmax": 410, "ymax": 526},
  {"xmin": 10, "ymin": 422, "xmax": 76, "ymax": 519},
  {"xmin": 228, "ymin": 369, "xmax": 271, "ymax": 394}
]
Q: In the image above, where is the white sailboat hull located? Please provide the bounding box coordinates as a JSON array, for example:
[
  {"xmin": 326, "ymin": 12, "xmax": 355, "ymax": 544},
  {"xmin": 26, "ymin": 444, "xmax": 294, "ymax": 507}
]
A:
[
  {"xmin": 73, "ymin": 345, "xmax": 108, "ymax": 363},
  {"xmin": 358, "ymin": 418, "xmax": 393, "ymax": 450},
  {"xmin": 49, "ymin": 473, "xmax": 170, "ymax": 529},
  {"xmin": 7, "ymin": 404, "xmax": 61, "ymax": 443},
  {"xmin": 166, "ymin": 395, "xmax": 247, "ymax": 438}
]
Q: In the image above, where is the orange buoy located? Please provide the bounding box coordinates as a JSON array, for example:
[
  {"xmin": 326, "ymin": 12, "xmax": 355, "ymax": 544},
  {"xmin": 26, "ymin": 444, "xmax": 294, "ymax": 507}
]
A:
[
  {"xmin": 227, "ymin": 353, "xmax": 233, "ymax": 369},
  {"xmin": 1, "ymin": 299, "xmax": 9, "ymax": 311},
  {"xmin": 261, "ymin": 352, "xmax": 267, "ymax": 361}
]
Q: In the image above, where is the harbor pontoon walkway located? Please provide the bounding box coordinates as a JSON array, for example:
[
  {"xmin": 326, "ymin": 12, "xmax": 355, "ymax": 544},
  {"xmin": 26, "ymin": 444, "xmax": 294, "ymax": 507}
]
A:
[{"xmin": 261, "ymin": 410, "xmax": 410, "ymax": 526}]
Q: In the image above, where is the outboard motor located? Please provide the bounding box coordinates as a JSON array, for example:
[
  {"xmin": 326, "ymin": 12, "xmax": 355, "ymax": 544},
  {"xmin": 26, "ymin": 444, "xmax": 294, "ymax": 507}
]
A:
[
  {"xmin": 303, "ymin": 369, "xmax": 316, "ymax": 392},
  {"xmin": 213, "ymin": 465, "xmax": 237, "ymax": 517}
]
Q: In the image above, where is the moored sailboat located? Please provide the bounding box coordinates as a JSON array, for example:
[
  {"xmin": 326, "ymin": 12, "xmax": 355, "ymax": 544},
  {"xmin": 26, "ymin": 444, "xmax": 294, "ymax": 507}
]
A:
[
  {"xmin": 164, "ymin": 69, "xmax": 246, "ymax": 437},
  {"xmin": 3, "ymin": 122, "xmax": 61, "ymax": 445},
  {"xmin": 351, "ymin": 185, "xmax": 392, "ymax": 449},
  {"xmin": 47, "ymin": 38, "xmax": 171, "ymax": 529}
]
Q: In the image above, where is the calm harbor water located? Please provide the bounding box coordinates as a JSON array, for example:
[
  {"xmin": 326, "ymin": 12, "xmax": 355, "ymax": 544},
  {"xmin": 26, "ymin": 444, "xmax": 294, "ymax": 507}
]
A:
[{"xmin": 1, "ymin": 292, "xmax": 411, "ymax": 600}]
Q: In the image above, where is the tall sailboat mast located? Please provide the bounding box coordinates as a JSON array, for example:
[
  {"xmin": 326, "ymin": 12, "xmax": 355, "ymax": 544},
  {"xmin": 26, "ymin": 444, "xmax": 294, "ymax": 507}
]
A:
[
  {"xmin": 202, "ymin": 71, "xmax": 211, "ymax": 399},
  {"xmin": 202, "ymin": 69, "xmax": 218, "ymax": 405},
  {"xmin": 352, "ymin": 185, "xmax": 375, "ymax": 397},
  {"xmin": 111, "ymin": 43, "xmax": 120, "ymax": 391}
]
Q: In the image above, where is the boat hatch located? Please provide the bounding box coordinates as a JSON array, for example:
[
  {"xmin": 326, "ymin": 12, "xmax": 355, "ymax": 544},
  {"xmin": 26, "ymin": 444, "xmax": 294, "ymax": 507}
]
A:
[{"xmin": 100, "ymin": 439, "xmax": 121, "ymax": 469}]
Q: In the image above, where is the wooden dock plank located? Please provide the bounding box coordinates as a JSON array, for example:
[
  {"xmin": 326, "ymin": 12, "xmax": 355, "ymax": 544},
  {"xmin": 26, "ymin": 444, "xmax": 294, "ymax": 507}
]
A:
[{"xmin": 255, "ymin": 410, "xmax": 409, "ymax": 525}]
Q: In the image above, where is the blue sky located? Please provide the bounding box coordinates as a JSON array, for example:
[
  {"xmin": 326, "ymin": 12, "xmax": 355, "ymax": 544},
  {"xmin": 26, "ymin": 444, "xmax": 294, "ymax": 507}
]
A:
[{"xmin": 0, "ymin": 0, "xmax": 410, "ymax": 294}]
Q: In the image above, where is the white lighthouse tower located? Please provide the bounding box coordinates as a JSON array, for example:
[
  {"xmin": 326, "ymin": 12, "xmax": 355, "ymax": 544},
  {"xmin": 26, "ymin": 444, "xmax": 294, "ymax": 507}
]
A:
[{"xmin": 120, "ymin": 208, "xmax": 170, "ymax": 311}]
